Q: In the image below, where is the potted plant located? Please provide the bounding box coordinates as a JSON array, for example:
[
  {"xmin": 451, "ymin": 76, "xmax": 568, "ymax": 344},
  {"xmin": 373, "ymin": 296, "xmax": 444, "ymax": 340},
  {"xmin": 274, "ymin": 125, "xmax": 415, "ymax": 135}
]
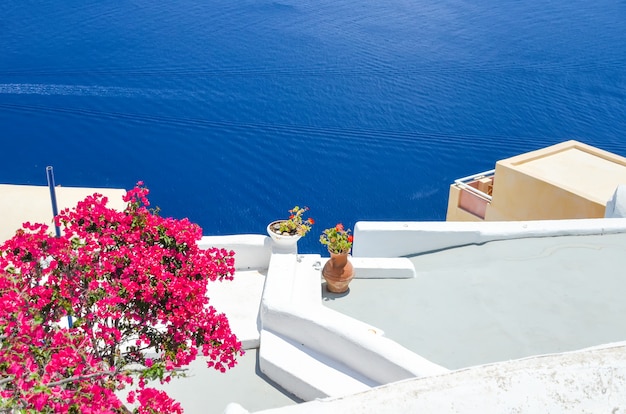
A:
[
  {"xmin": 267, "ymin": 205, "xmax": 314, "ymax": 247},
  {"xmin": 320, "ymin": 223, "xmax": 355, "ymax": 293}
]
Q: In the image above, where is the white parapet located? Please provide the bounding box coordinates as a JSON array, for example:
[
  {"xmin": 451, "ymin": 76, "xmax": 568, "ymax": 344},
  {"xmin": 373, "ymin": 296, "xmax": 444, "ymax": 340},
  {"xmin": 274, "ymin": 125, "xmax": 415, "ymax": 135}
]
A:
[
  {"xmin": 199, "ymin": 234, "xmax": 272, "ymax": 270},
  {"xmin": 605, "ymin": 184, "xmax": 626, "ymax": 218},
  {"xmin": 352, "ymin": 218, "xmax": 626, "ymax": 257}
]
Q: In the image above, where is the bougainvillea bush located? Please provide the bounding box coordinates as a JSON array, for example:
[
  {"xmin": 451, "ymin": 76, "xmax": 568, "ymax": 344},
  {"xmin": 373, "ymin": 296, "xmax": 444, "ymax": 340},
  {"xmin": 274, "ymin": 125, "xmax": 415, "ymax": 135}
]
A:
[{"xmin": 0, "ymin": 183, "xmax": 242, "ymax": 413}]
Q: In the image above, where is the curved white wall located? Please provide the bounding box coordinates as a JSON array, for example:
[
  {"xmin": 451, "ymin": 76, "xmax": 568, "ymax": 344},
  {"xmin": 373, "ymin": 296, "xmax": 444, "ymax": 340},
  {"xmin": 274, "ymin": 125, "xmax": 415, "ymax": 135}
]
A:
[{"xmin": 352, "ymin": 218, "xmax": 626, "ymax": 257}]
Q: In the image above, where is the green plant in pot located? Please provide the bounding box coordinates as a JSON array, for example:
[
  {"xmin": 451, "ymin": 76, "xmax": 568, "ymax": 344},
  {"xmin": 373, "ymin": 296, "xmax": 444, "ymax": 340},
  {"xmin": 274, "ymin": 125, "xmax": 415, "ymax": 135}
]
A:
[
  {"xmin": 267, "ymin": 206, "xmax": 314, "ymax": 246},
  {"xmin": 320, "ymin": 223, "xmax": 353, "ymax": 254}
]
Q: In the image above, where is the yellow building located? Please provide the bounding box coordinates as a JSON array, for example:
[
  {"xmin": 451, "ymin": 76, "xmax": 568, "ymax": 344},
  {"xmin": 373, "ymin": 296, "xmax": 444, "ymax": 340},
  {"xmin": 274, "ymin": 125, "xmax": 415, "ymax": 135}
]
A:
[{"xmin": 446, "ymin": 140, "xmax": 626, "ymax": 221}]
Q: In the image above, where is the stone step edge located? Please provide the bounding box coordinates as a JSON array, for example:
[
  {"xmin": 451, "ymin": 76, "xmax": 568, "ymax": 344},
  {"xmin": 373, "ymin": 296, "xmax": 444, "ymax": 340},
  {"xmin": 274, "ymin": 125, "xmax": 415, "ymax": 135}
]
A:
[{"xmin": 258, "ymin": 329, "xmax": 375, "ymax": 401}]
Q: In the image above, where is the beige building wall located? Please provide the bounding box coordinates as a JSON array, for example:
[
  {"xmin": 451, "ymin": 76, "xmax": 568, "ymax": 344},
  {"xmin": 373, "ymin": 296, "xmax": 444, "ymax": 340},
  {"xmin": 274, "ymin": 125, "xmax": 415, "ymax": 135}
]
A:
[
  {"xmin": 0, "ymin": 184, "xmax": 126, "ymax": 242},
  {"xmin": 447, "ymin": 141, "xmax": 626, "ymax": 222}
]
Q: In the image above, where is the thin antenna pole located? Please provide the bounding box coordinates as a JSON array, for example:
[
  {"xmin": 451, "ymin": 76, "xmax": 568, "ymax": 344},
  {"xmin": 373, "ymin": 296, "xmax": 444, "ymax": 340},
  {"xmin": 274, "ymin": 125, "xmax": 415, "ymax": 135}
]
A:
[
  {"xmin": 46, "ymin": 166, "xmax": 61, "ymax": 238},
  {"xmin": 46, "ymin": 166, "xmax": 72, "ymax": 328}
]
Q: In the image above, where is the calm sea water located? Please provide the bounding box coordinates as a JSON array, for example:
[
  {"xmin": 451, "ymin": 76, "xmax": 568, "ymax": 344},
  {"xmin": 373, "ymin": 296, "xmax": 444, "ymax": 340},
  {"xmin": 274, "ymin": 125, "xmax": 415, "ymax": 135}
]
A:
[{"xmin": 1, "ymin": 1, "xmax": 625, "ymax": 253}]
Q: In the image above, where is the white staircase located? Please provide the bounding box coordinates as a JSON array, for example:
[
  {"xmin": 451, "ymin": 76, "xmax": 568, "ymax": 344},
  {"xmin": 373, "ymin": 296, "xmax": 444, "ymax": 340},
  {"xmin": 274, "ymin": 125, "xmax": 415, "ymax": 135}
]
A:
[
  {"xmin": 259, "ymin": 329, "xmax": 375, "ymax": 400},
  {"xmin": 258, "ymin": 252, "xmax": 448, "ymax": 401}
]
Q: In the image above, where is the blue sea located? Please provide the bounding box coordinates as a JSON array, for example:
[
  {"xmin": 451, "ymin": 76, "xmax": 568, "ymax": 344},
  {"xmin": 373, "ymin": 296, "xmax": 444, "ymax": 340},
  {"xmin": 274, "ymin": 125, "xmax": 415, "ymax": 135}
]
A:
[{"xmin": 1, "ymin": 1, "xmax": 625, "ymax": 253}]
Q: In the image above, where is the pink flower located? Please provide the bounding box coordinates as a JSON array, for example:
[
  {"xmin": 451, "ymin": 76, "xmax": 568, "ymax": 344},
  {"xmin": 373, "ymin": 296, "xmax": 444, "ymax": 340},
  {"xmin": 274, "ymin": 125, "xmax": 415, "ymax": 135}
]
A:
[{"xmin": 0, "ymin": 183, "xmax": 242, "ymax": 413}]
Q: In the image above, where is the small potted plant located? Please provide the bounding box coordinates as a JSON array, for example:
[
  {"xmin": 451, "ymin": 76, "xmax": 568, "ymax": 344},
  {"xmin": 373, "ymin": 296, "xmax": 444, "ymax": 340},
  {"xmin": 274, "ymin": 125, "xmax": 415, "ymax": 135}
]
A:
[
  {"xmin": 267, "ymin": 206, "xmax": 314, "ymax": 247},
  {"xmin": 320, "ymin": 223, "xmax": 355, "ymax": 293}
]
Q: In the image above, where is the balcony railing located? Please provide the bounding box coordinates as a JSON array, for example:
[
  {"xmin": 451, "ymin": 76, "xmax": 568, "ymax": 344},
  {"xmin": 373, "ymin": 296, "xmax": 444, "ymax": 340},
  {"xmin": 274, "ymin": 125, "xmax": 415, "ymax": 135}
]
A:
[
  {"xmin": 453, "ymin": 170, "xmax": 495, "ymax": 219},
  {"xmin": 454, "ymin": 169, "xmax": 495, "ymax": 201}
]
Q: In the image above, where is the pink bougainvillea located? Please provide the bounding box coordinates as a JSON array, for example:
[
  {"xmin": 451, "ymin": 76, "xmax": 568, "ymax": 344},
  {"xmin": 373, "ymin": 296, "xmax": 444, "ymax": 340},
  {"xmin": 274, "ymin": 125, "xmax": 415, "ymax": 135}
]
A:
[{"xmin": 0, "ymin": 183, "xmax": 242, "ymax": 413}]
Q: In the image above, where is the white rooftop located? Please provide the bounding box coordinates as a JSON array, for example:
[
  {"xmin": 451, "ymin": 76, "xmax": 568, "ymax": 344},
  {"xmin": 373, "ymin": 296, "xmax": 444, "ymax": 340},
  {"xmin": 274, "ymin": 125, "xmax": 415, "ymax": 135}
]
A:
[
  {"xmin": 2, "ymin": 184, "xmax": 626, "ymax": 413},
  {"xmin": 148, "ymin": 230, "xmax": 626, "ymax": 413},
  {"xmin": 325, "ymin": 232, "xmax": 626, "ymax": 370}
]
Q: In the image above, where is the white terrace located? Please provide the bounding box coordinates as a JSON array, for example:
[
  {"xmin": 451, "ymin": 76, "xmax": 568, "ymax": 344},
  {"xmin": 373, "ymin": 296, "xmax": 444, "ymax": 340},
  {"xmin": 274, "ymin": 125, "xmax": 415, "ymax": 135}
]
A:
[
  {"xmin": 172, "ymin": 218, "xmax": 626, "ymax": 414},
  {"xmin": 2, "ymin": 184, "xmax": 626, "ymax": 413}
]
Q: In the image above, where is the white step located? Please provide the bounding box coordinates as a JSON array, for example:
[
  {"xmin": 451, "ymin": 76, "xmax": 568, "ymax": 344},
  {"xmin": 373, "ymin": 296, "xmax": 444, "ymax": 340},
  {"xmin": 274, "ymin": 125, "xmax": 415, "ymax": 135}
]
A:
[
  {"xmin": 351, "ymin": 257, "xmax": 416, "ymax": 279},
  {"xmin": 259, "ymin": 329, "xmax": 375, "ymax": 401}
]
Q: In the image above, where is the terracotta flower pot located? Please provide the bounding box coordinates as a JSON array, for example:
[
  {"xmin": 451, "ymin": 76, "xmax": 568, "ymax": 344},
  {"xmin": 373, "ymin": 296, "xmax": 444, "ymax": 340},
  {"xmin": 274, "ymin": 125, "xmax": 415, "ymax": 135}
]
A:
[{"xmin": 322, "ymin": 252, "xmax": 354, "ymax": 293}]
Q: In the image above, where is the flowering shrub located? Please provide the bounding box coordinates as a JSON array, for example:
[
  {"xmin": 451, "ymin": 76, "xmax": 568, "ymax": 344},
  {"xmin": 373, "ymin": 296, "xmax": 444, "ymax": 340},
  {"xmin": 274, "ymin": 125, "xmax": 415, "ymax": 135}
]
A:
[
  {"xmin": 320, "ymin": 223, "xmax": 353, "ymax": 254},
  {"xmin": 0, "ymin": 182, "xmax": 242, "ymax": 413},
  {"xmin": 270, "ymin": 206, "xmax": 314, "ymax": 237}
]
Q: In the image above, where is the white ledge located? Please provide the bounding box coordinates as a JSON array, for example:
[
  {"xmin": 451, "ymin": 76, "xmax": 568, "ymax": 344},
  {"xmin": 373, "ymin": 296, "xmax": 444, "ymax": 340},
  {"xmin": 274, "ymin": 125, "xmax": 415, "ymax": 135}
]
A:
[
  {"xmin": 353, "ymin": 218, "xmax": 626, "ymax": 257},
  {"xmin": 199, "ymin": 234, "xmax": 272, "ymax": 270},
  {"xmin": 350, "ymin": 257, "xmax": 415, "ymax": 279}
]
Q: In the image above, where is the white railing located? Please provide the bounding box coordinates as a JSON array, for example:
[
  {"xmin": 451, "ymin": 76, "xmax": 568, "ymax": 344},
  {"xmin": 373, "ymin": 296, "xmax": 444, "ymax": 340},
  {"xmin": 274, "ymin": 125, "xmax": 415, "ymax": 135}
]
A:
[{"xmin": 454, "ymin": 169, "xmax": 495, "ymax": 201}]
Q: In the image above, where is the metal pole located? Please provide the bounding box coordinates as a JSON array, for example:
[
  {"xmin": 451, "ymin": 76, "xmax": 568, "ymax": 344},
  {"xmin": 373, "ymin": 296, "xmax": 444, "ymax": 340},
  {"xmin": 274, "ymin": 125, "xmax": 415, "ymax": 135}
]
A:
[
  {"xmin": 46, "ymin": 167, "xmax": 72, "ymax": 328},
  {"xmin": 46, "ymin": 166, "xmax": 61, "ymax": 238}
]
